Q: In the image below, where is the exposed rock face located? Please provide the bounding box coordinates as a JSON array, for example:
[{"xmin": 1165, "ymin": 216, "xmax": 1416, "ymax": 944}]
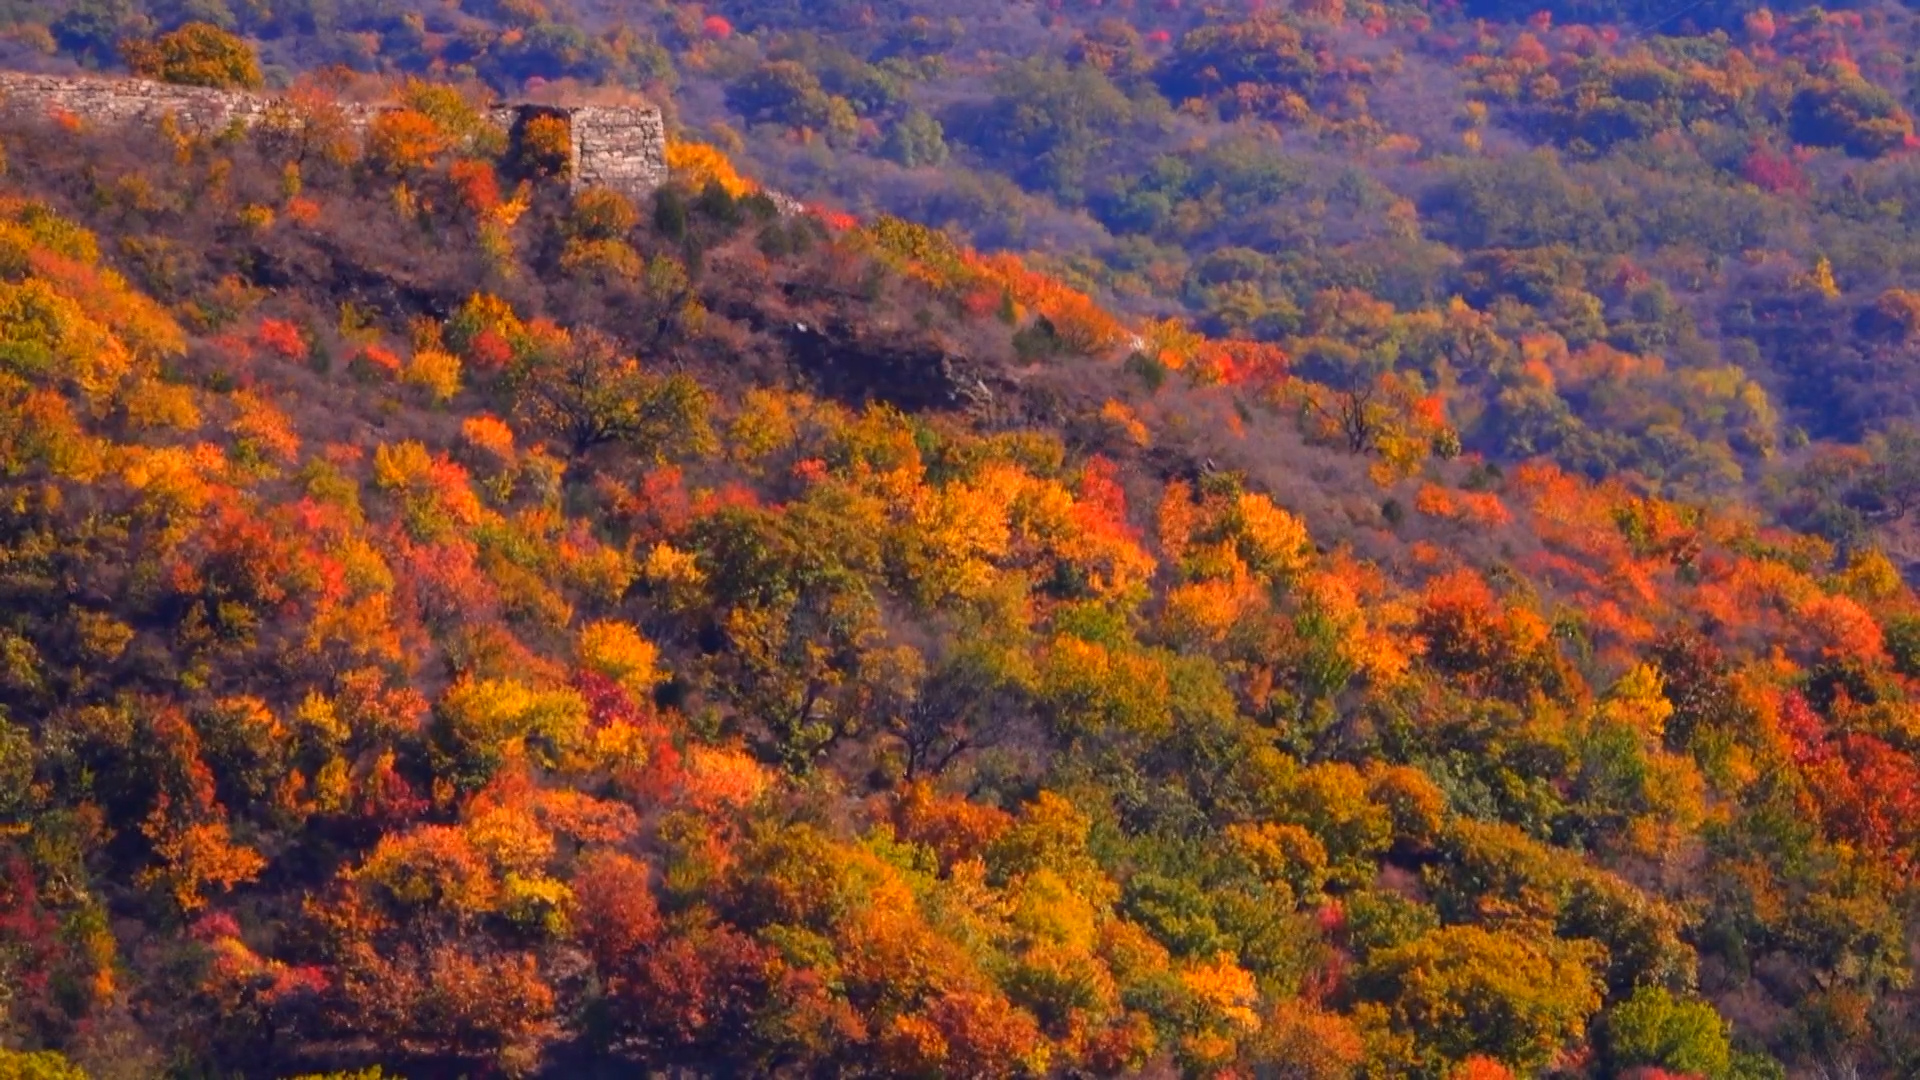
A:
[
  {"xmin": 781, "ymin": 319, "xmax": 1002, "ymax": 416},
  {"xmin": 0, "ymin": 71, "xmax": 670, "ymax": 200}
]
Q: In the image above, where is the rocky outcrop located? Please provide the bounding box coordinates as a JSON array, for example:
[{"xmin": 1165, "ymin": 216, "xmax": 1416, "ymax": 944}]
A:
[
  {"xmin": 780, "ymin": 319, "xmax": 1006, "ymax": 417},
  {"xmin": 0, "ymin": 71, "xmax": 669, "ymax": 200}
]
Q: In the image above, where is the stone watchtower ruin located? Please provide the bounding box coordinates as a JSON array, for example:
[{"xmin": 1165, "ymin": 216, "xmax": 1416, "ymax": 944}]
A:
[
  {"xmin": 484, "ymin": 103, "xmax": 667, "ymax": 197},
  {"xmin": 0, "ymin": 72, "xmax": 670, "ymax": 201}
]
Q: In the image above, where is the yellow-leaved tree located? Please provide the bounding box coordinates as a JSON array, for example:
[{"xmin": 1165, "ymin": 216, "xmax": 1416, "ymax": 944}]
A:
[{"xmin": 122, "ymin": 23, "xmax": 263, "ymax": 90}]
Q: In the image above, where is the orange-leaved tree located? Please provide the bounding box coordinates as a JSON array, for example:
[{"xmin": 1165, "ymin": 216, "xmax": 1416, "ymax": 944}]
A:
[{"xmin": 122, "ymin": 23, "xmax": 263, "ymax": 90}]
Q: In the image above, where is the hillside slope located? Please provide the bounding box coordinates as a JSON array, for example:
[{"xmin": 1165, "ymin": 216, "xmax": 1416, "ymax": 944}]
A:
[
  {"xmin": 14, "ymin": 0, "xmax": 1920, "ymax": 539},
  {"xmin": 0, "ymin": 74, "xmax": 1914, "ymax": 1080}
]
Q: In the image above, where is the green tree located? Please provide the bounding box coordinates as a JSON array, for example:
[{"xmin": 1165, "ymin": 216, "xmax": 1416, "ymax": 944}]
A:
[
  {"xmin": 958, "ymin": 57, "xmax": 1146, "ymax": 203},
  {"xmin": 52, "ymin": 0, "xmax": 144, "ymax": 66},
  {"xmin": 690, "ymin": 499, "xmax": 902, "ymax": 769},
  {"xmin": 0, "ymin": 710, "xmax": 31, "ymax": 825},
  {"xmin": 727, "ymin": 60, "xmax": 832, "ymax": 130},
  {"xmin": 1598, "ymin": 986, "xmax": 1734, "ymax": 1079},
  {"xmin": 512, "ymin": 329, "xmax": 715, "ymax": 459},
  {"xmin": 883, "ymin": 109, "xmax": 949, "ymax": 169}
]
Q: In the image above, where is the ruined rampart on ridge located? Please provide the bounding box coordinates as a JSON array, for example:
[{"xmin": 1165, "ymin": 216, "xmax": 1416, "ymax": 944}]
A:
[{"xmin": 0, "ymin": 72, "xmax": 670, "ymax": 200}]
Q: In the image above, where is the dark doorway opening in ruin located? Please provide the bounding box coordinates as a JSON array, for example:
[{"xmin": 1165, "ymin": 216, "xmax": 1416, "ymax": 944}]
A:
[{"xmin": 501, "ymin": 105, "xmax": 574, "ymax": 186}]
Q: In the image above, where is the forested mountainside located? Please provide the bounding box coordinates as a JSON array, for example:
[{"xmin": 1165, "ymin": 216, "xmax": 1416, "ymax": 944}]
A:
[
  {"xmin": 1, "ymin": 3, "xmax": 1919, "ymax": 1080},
  {"xmin": 17, "ymin": 0, "xmax": 1920, "ymax": 550},
  {"xmin": 678, "ymin": 0, "xmax": 1920, "ymax": 548}
]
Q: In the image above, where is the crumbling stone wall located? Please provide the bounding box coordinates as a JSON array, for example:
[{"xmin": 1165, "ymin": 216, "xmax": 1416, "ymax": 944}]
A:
[
  {"xmin": 0, "ymin": 70, "xmax": 384, "ymax": 132},
  {"xmin": 0, "ymin": 71, "xmax": 670, "ymax": 200}
]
